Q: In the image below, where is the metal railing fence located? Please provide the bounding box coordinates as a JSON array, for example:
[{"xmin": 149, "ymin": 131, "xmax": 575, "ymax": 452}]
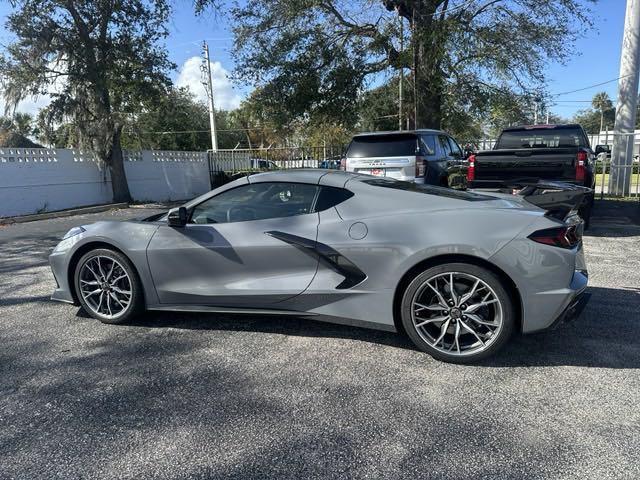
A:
[
  {"xmin": 208, "ymin": 145, "xmax": 346, "ymax": 187},
  {"xmin": 209, "ymin": 145, "xmax": 345, "ymax": 173}
]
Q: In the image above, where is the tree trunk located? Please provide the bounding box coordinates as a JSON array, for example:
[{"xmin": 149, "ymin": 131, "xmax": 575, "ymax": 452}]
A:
[
  {"xmin": 107, "ymin": 125, "xmax": 132, "ymax": 203},
  {"xmin": 415, "ymin": 74, "xmax": 442, "ymax": 129},
  {"xmin": 410, "ymin": 0, "xmax": 444, "ymax": 130}
]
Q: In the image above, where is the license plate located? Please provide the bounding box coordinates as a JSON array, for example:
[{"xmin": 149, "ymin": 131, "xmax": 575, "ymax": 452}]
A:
[{"xmin": 370, "ymin": 168, "xmax": 384, "ymax": 176}]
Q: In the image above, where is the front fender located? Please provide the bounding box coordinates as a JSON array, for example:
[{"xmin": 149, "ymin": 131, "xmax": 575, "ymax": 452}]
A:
[{"xmin": 50, "ymin": 221, "xmax": 160, "ymax": 306}]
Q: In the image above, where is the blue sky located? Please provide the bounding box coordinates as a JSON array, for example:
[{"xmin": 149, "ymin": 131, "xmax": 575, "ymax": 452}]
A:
[{"xmin": 0, "ymin": 0, "xmax": 630, "ymax": 118}]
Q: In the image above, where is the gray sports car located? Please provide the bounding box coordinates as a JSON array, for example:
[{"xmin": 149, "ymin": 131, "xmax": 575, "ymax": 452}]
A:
[{"xmin": 49, "ymin": 170, "xmax": 590, "ymax": 363}]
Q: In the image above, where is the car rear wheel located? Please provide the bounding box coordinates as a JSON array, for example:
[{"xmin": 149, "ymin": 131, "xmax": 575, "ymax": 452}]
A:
[
  {"xmin": 74, "ymin": 248, "xmax": 144, "ymax": 324},
  {"xmin": 400, "ymin": 263, "xmax": 515, "ymax": 363}
]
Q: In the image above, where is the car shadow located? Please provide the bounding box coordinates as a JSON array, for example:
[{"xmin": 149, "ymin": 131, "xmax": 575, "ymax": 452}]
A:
[
  {"xmin": 71, "ymin": 285, "xmax": 640, "ymax": 369},
  {"xmin": 119, "ymin": 309, "xmax": 417, "ymax": 351},
  {"xmin": 478, "ymin": 285, "xmax": 640, "ymax": 368}
]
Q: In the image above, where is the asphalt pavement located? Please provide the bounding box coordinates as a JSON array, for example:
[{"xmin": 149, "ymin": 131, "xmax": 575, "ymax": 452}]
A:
[{"xmin": 1, "ymin": 202, "xmax": 639, "ymax": 479}]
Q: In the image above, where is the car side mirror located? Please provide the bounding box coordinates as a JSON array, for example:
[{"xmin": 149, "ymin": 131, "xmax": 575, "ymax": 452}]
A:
[
  {"xmin": 167, "ymin": 207, "xmax": 188, "ymax": 227},
  {"xmin": 594, "ymin": 145, "xmax": 610, "ymax": 155}
]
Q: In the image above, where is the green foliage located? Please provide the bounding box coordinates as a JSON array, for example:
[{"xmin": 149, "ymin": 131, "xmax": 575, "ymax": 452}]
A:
[
  {"xmin": 121, "ymin": 87, "xmax": 209, "ymax": 151},
  {"xmin": 573, "ymin": 109, "xmax": 604, "ymax": 134},
  {"xmin": 227, "ymin": 0, "xmax": 595, "ymax": 133},
  {"xmin": 1, "ymin": 0, "xmax": 175, "ymax": 202},
  {"xmin": 358, "ymin": 79, "xmax": 403, "ymax": 132},
  {"xmin": 592, "ymin": 91, "xmax": 613, "ymax": 112},
  {"xmin": 120, "ymin": 87, "xmax": 248, "ymax": 151},
  {"xmin": 0, "ymin": 113, "xmax": 43, "ymax": 147},
  {"xmin": 572, "ymin": 92, "xmax": 615, "ymax": 133}
]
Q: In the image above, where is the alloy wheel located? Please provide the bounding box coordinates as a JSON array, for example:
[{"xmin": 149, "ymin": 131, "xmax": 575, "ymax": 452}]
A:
[
  {"xmin": 78, "ymin": 255, "xmax": 132, "ymax": 319},
  {"xmin": 410, "ymin": 272, "xmax": 503, "ymax": 356}
]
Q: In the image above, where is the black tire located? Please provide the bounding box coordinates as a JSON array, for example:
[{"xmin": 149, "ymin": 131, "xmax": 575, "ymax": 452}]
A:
[
  {"xmin": 74, "ymin": 248, "xmax": 144, "ymax": 324},
  {"xmin": 400, "ymin": 262, "xmax": 516, "ymax": 364}
]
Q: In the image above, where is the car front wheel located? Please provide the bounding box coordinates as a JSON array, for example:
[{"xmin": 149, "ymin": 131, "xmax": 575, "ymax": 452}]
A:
[
  {"xmin": 400, "ymin": 263, "xmax": 515, "ymax": 363},
  {"xmin": 74, "ymin": 248, "xmax": 144, "ymax": 324}
]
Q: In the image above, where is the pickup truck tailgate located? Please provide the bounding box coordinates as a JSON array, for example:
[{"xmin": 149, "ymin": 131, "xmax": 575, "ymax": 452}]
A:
[{"xmin": 475, "ymin": 148, "xmax": 577, "ymax": 181}]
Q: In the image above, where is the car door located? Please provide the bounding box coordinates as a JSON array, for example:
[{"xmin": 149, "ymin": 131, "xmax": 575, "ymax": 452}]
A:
[
  {"xmin": 146, "ymin": 181, "xmax": 321, "ymax": 307},
  {"xmin": 446, "ymin": 136, "xmax": 468, "ymax": 189},
  {"xmin": 420, "ymin": 134, "xmax": 442, "ymax": 186}
]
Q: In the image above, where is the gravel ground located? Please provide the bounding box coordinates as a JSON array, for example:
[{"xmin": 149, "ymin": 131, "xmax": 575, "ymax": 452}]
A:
[{"xmin": 1, "ymin": 202, "xmax": 639, "ymax": 479}]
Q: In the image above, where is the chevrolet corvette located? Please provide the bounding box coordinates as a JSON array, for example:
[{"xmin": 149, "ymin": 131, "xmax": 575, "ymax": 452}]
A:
[{"xmin": 49, "ymin": 170, "xmax": 590, "ymax": 363}]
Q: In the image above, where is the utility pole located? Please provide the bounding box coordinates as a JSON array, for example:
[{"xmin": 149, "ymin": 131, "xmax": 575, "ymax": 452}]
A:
[
  {"xmin": 412, "ymin": 8, "xmax": 418, "ymax": 129},
  {"xmin": 398, "ymin": 17, "xmax": 404, "ymax": 131},
  {"xmin": 533, "ymin": 101, "xmax": 538, "ymax": 124},
  {"xmin": 611, "ymin": 0, "xmax": 640, "ymax": 196},
  {"xmin": 201, "ymin": 41, "xmax": 218, "ymax": 152}
]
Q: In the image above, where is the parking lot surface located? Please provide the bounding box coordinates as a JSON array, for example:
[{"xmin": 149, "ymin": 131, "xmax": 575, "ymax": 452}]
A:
[{"xmin": 1, "ymin": 202, "xmax": 639, "ymax": 479}]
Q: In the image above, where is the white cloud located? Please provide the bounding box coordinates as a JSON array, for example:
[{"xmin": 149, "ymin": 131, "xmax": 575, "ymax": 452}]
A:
[{"xmin": 175, "ymin": 56, "xmax": 243, "ymax": 111}]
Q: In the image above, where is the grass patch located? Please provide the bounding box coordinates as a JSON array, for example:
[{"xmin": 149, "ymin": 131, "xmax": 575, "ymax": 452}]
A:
[{"xmin": 595, "ymin": 173, "xmax": 640, "ymax": 189}]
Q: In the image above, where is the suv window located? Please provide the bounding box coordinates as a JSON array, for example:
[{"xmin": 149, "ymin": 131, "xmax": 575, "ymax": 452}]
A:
[
  {"xmin": 438, "ymin": 135, "xmax": 453, "ymax": 156},
  {"xmin": 347, "ymin": 134, "xmax": 418, "ymax": 158},
  {"xmin": 191, "ymin": 182, "xmax": 319, "ymax": 224},
  {"xmin": 447, "ymin": 137, "xmax": 463, "ymax": 158},
  {"xmin": 497, "ymin": 128, "xmax": 588, "ymax": 149},
  {"xmin": 420, "ymin": 135, "xmax": 437, "ymax": 156}
]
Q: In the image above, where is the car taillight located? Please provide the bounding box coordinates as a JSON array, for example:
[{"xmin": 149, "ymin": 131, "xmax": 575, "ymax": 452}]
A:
[
  {"xmin": 467, "ymin": 154, "xmax": 476, "ymax": 181},
  {"xmin": 576, "ymin": 150, "xmax": 587, "ymax": 181},
  {"xmin": 415, "ymin": 156, "xmax": 425, "ymax": 177},
  {"xmin": 528, "ymin": 226, "xmax": 581, "ymax": 249},
  {"xmin": 340, "ymin": 158, "xmax": 347, "ymax": 171}
]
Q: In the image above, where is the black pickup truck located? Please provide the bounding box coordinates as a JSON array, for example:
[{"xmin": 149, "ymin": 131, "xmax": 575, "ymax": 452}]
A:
[{"xmin": 467, "ymin": 124, "xmax": 596, "ymax": 225}]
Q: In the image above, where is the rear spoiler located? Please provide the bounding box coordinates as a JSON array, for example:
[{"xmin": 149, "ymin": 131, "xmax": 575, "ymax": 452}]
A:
[{"xmin": 512, "ymin": 181, "xmax": 591, "ymax": 221}]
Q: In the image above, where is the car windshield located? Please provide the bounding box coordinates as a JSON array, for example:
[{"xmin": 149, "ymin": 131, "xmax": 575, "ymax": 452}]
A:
[
  {"xmin": 497, "ymin": 128, "xmax": 587, "ymax": 149},
  {"xmin": 347, "ymin": 134, "xmax": 418, "ymax": 158},
  {"xmin": 359, "ymin": 178, "xmax": 492, "ymax": 201}
]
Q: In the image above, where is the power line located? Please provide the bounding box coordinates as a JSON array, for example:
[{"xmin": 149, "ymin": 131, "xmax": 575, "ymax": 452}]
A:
[{"xmin": 552, "ymin": 74, "xmax": 634, "ymax": 97}]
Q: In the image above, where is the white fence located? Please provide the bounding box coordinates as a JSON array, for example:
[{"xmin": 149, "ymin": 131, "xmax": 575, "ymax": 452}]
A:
[{"xmin": 0, "ymin": 148, "xmax": 210, "ymax": 218}]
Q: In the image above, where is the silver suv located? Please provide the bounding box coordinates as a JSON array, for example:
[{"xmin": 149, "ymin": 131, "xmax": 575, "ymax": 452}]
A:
[{"xmin": 344, "ymin": 129, "xmax": 468, "ymax": 188}]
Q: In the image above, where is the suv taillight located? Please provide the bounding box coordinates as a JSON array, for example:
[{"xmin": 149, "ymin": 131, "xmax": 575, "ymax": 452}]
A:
[
  {"xmin": 339, "ymin": 158, "xmax": 346, "ymax": 171},
  {"xmin": 467, "ymin": 154, "xmax": 476, "ymax": 181},
  {"xmin": 415, "ymin": 156, "xmax": 425, "ymax": 177},
  {"xmin": 576, "ymin": 150, "xmax": 587, "ymax": 182},
  {"xmin": 528, "ymin": 226, "xmax": 581, "ymax": 249}
]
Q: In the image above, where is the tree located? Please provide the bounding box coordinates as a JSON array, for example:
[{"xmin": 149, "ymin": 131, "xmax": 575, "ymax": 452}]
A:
[
  {"xmin": 573, "ymin": 109, "xmax": 601, "ymax": 134},
  {"xmin": 358, "ymin": 79, "xmax": 404, "ymax": 132},
  {"xmin": 121, "ymin": 87, "xmax": 248, "ymax": 151},
  {"xmin": 0, "ymin": 113, "xmax": 42, "ymax": 147},
  {"xmin": 121, "ymin": 87, "xmax": 210, "ymax": 151},
  {"xmin": 1, "ymin": 0, "xmax": 174, "ymax": 203},
  {"xmin": 229, "ymin": 0, "xmax": 594, "ymax": 131},
  {"xmin": 591, "ymin": 91, "xmax": 613, "ymax": 132},
  {"xmin": 573, "ymin": 92, "xmax": 615, "ymax": 134}
]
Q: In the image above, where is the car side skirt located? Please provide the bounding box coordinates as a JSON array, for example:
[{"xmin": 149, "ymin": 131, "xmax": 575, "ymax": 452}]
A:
[{"xmin": 146, "ymin": 304, "xmax": 397, "ymax": 333}]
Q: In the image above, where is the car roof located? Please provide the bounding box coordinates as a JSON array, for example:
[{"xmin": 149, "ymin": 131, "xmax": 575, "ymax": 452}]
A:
[
  {"xmin": 247, "ymin": 169, "xmax": 361, "ymax": 186},
  {"xmin": 501, "ymin": 124, "xmax": 583, "ymax": 132},
  {"xmin": 352, "ymin": 129, "xmax": 445, "ymax": 138}
]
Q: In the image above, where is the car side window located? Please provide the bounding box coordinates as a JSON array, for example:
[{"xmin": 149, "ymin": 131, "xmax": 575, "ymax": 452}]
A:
[
  {"xmin": 438, "ymin": 135, "xmax": 453, "ymax": 156},
  {"xmin": 420, "ymin": 135, "xmax": 437, "ymax": 156},
  {"xmin": 447, "ymin": 137, "xmax": 463, "ymax": 159},
  {"xmin": 315, "ymin": 187, "xmax": 354, "ymax": 211},
  {"xmin": 190, "ymin": 182, "xmax": 319, "ymax": 224}
]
